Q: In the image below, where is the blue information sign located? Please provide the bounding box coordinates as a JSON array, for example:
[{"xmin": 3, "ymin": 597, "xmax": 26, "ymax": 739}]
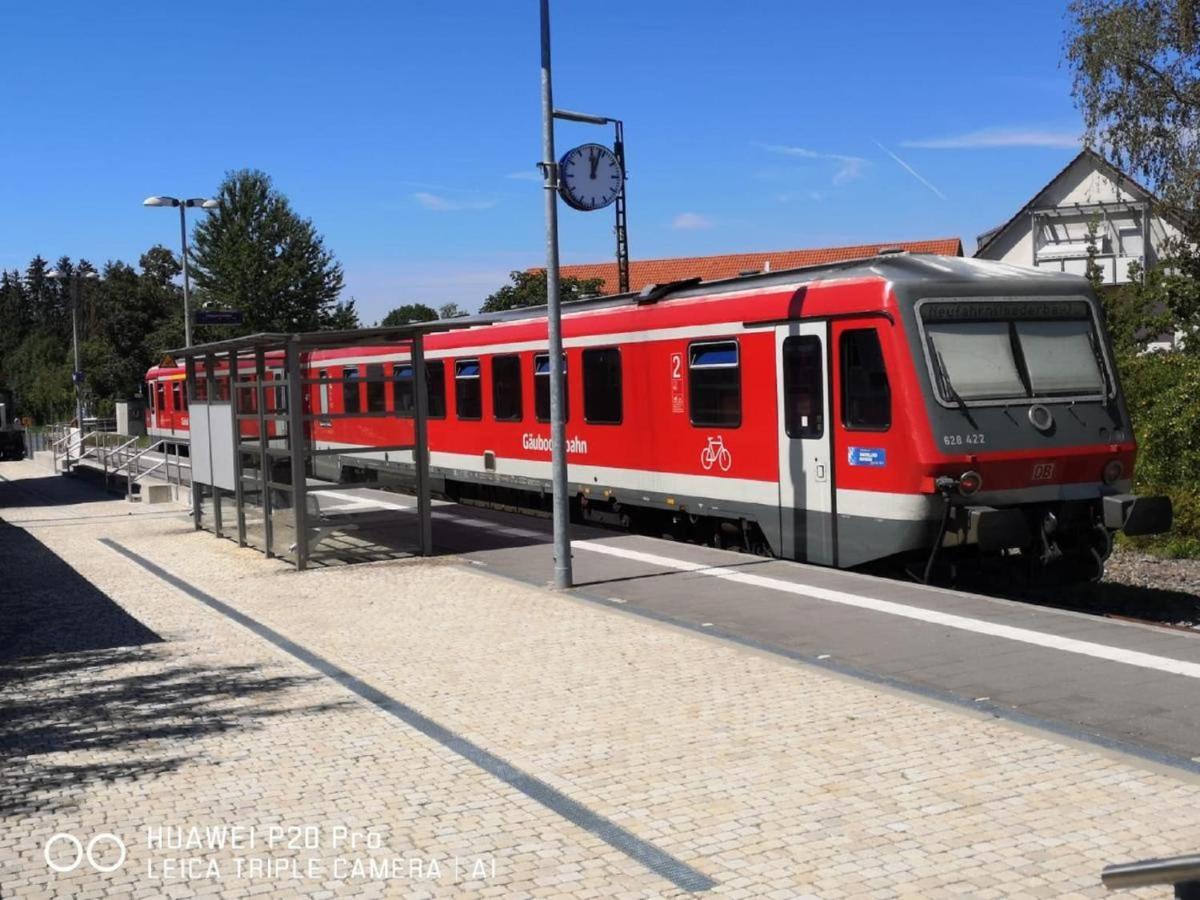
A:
[{"xmin": 848, "ymin": 447, "xmax": 887, "ymax": 467}]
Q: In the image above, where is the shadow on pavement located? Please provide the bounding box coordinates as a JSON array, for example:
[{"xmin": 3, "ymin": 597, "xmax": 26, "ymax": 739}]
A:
[
  {"xmin": 0, "ymin": 471, "xmax": 114, "ymax": 509},
  {"xmin": 0, "ymin": 647, "xmax": 348, "ymax": 816},
  {"xmin": 0, "ymin": 520, "xmax": 162, "ymax": 662},
  {"xmin": 0, "ymin": 519, "xmax": 350, "ymax": 816}
]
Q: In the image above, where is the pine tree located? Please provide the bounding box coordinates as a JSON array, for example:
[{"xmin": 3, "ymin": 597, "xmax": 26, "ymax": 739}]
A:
[{"xmin": 190, "ymin": 169, "xmax": 347, "ymax": 333}]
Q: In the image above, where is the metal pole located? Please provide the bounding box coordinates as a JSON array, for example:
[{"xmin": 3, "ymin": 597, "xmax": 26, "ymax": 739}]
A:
[
  {"xmin": 540, "ymin": 0, "xmax": 572, "ymax": 589},
  {"xmin": 412, "ymin": 336, "xmax": 432, "ymax": 556},
  {"xmin": 179, "ymin": 203, "xmax": 193, "ymax": 348},
  {"xmin": 614, "ymin": 120, "xmax": 630, "ymax": 294},
  {"xmin": 71, "ymin": 277, "xmax": 83, "ymax": 432},
  {"xmin": 285, "ymin": 340, "xmax": 309, "ymax": 570}
]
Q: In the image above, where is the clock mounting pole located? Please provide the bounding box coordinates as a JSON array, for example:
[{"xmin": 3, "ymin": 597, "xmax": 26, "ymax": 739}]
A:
[{"xmin": 539, "ymin": 0, "xmax": 573, "ymax": 590}]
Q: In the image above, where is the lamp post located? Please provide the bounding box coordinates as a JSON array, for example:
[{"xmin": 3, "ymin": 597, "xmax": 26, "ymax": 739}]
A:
[
  {"xmin": 143, "ymin": 195, "xmax": 218, "ymax": 347},
  {"xmin": 46, "ymin": 268, "xmax": 98, "ymax": 430}
]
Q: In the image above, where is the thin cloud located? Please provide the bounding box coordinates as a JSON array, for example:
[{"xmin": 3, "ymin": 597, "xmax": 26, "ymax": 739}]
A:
[
  {"xmin": 754, "ymin": 142, "xmax": 868, "ymax": 185},
  {"xmin": 874, "ymin": 141, "xmax": 947, "ymax": 200},
  {"xmin": 413, "ymin": 192, "xmax": 496, "ymax": 212},
  {"xmin": 901, "ymin": 128, "xmax": 1080, "ymax": 150},
  {"xmin": 672, "ymin": 212, "xmax": 714, "ymax": 230}
]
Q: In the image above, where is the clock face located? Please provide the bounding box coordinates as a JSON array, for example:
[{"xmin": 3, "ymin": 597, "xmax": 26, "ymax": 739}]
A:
[{"xmin": 558, "ymin": 143, "xmax": 623, "ymax": 212}]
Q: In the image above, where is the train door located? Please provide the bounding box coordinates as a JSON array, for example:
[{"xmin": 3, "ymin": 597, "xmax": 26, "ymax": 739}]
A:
[{"xmin": 775, "ymin": 322, "xmax": 834, "ymax": 565}]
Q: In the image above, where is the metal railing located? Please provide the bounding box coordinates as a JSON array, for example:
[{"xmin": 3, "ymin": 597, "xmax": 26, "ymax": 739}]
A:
[
  {"xmin": 43, "ymin": 425, "xmax": 190, "ymax": 501},
  {"xmin": 103, "ymin": 437, "xmax": 190, "ymax": 499},
  {"xmin": 1103, "ymin": 853, "xmax": 1200, "ymax": 898}
]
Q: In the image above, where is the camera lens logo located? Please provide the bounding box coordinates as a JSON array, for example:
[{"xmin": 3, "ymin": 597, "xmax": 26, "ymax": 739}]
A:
[{"xmin": 43, "ymin": 833, "xmax": 126, "ymax": 873}]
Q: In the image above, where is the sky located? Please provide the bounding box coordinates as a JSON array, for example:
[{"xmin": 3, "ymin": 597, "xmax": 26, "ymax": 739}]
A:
[{"xmin": 0, "ymin": 1, "xmax": 1086, "ymax": 322}]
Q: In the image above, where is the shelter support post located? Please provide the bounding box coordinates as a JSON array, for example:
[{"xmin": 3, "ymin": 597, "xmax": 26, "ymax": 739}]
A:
[
  {"xmin": 412, "ymin": 336, "xmax": 432, "ymax": 556},
  {"xmin": 187, "ymin": 355, "xmax": 202, "ymax": 531},
  {"xmin": 255, "ymin": 349, "xmax": 274, "ymax": 558},
  {"xmin": 285, "ymin": 339, "xmax": 309, "ymax": 571}
]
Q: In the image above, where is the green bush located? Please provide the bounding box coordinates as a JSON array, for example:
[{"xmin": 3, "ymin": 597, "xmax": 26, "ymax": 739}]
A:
[{"xmin": 1117, "ymin": 351, "xmax": 1200, "ymax": 557}]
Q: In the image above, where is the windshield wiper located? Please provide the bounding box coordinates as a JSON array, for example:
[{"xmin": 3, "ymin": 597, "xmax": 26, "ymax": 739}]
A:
[{"xmin": 935, "ymin": 349, "xmax": 978, "ymax": 429}]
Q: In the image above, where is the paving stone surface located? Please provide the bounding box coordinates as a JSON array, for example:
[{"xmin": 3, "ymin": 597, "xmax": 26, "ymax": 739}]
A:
[{"xmin": 1, "ymin": 458, "xmax": 1198, "ymax": 898}]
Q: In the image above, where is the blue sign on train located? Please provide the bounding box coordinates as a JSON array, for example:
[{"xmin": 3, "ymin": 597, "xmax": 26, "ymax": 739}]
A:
[{"xmin": 848, "ymin": 446, "xmax": 886, "ymax": 467}]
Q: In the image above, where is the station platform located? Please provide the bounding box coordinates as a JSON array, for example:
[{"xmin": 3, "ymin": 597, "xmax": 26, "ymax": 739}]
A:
[{"xmin": 2, "ymin": 460, "xmax": 1198, "ymax": 898}]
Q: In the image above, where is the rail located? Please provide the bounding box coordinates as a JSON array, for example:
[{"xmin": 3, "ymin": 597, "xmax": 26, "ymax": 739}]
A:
[{"xmin": 1102, "ymin": 853, "xmax": 1200, "ymax": 898}]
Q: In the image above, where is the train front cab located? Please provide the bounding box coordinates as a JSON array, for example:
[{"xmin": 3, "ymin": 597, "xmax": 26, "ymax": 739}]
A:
[
  {"xmin": 772, "ymin": 275, "xmax": 1172, "ymax": 582},
  {"xmin": 899, "ymin": 282, "xmax": 1171, "ymax": 581}
]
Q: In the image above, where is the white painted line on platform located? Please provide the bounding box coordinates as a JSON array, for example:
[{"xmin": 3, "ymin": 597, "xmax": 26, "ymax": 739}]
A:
[
  {"xmin": 572, "ymin": 541, "xmax": 1200, "ymax": 680},
  {"xmin": 319, "ymin": 490, "xmax": 411, "ymax": 511}
]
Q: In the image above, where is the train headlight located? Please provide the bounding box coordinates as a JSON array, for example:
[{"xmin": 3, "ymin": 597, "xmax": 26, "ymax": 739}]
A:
[
  {"xmin": 1102, "ymin": 458, "xmax": 1124, "ymax": 485},
  {"xmin": 958, "ymin": 470, "xmax": 983, "ymax": 496}
]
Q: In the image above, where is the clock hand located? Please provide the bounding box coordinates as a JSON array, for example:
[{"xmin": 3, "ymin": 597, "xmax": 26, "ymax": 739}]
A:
[{"xmin": 589, "ymin": 150, "xmax": 599, "ymax": 179}]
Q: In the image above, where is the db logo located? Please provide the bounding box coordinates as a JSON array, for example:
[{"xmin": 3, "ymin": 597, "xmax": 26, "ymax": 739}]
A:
[{"xmin": 43, "ymin": 832, "xmax": 127, "ymax": 873}]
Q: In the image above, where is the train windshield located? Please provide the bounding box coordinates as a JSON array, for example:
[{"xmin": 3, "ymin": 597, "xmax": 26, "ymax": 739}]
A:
[{"xmin": 921, "ymin": 299, "xmax": 1108, "ymax": 404}]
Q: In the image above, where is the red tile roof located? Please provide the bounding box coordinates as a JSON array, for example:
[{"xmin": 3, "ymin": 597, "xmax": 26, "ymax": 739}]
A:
[{"xmin": 540, "ymin": 238, "xmax": 964, "ymax": 295}]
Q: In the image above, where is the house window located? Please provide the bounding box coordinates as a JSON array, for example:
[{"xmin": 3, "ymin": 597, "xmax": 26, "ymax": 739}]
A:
[
  {"xmin": 534, "ymin": 354, "xmax": 568, "ymax": 422},
  {"xmin": 688, "ymin": 340, "xmax": 741, "ymax": 427},
  {"xmin": 342, "ymin": 366, "xmax": 360, "ymax": 414},
  {"xmin": 840, "ymin": 329, "xmax": 890, "ymax": 430},
  {"xmin": 455, "ymin": 359, "xmax": 482, "ymax": 420},
  {"xmin": 782, "ymin": 336, "xmax": 823, "ymax": 438},
  {"xmin": 492, "ymin": 355, "xmax": 522, "ymax": 421},
  {"xmin": 582, "ymin": 347, "xmax": 622, "ymax": 424},
  {"xmin": 366, "ymin": 363, "xmax": 386, "ymax": 413}
]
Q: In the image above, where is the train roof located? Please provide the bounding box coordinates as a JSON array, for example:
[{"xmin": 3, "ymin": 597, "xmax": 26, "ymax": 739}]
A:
[
  {"xmin": 151, "ymin": 253, "xmax": 1092, "ymax": 374},
  {"xmin": 476, "ymin": 252, "xmax": 1092, "ymax": 324}
]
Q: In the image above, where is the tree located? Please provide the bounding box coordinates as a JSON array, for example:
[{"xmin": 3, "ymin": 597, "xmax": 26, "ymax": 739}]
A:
[
  {"xmin": 381, "ymin": 303, "xmax": 438, "ymax": 326},
  {"xmin": 1068, "ymin": 0, "xmax": 1200, "ymax": 351},
  {"xmin": 190, "ymin": 169, "xmax": 347, "ymax": 333},
  {"xmin": 479, "ymin": 270, "xmax": 604, "ymax": 314},
  {"xmin": 439, "ymin": 302, "xmax": 467, "ymax": 319},
  {"xmin": 1067, "ymin": 0, "xmax": 1200, "ymax": 228}
]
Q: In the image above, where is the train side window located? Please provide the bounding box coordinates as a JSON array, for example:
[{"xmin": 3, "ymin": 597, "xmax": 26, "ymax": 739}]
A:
[
  {"xmin": 343, "ymin": 366, "xmax": 361, "ymax": 414},
  {"xmin": 455, "ymin": 359, "xmax": 482, "ymax": 420},
  {"xmin": 156, "ymin": 382, "xmax": 166, "ymax": 414},
  {"xmin": 688, "ymin": 340, "xmax": 741, "ymax": 427},
  {"xmin": 194, "ymin": 373, "xmax": 207, "ymax": 402},
  {"xmin": 492, "ymin": 355, "xmax": 522, "ymax": 422},
  {"xmin": 534, "ymin": 354, "xmax": 568, "ymax": 423},
  {"xmin": 782, "ymin": 336, "xmax": 823, "ymax": 438},
  {"xmin": 583, "ymin": 347, "xmax": 622, "ymax": 424},
  {"xmin": 216, "ymin": 376, "xmax": 230, "ymax": 402},
  {"xmin": 426, "ymin": 361, "xmax": 446, "ymax": 418},
  {"xmin": 180, "ymin": 384, "xmax": 188, "ymax": 411},
  {"xmin": 319, "ymin": 369, "xmax": 330, "ymax": 417},
  {"xmin": 392, "ymin": 364, "xmax": 414, "ymax": 416},
  {"xmin": 366, "ymin": 363, "xmax": 386, "ymax": 413},
  {"xmin": 148, "ymin": 383, "xmax": 156, "ymax": 412},
  {"xmin": 840, "ymin": 328, "xmax": 891, "ymax": 430},
  {"xmin": 393, "ymin": 362, "xmax": 447, "ymax": 418}
]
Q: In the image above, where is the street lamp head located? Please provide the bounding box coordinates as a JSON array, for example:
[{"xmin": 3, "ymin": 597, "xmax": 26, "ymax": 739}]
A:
[
  {"xmin": 182, "ymin": 197, "xmax": 217, "ymax": 209},
  {"xmin": 143, "ymin": 195, "xmax": 180, "ymax": 207},
  {"xmin": 200, "ymin": 199, "xmax": 219, "ymax": 209}
]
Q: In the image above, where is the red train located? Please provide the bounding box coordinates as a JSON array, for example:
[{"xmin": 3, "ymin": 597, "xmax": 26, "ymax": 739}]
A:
[{"xmin": 146, "ymin": 253, "xmax": 1171, "ymax": 581}]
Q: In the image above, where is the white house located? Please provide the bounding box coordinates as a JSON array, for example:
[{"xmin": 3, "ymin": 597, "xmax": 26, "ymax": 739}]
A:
[{"xmin": 974, "ymin": 149, "xmax": 1184, "ymax": 285}]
